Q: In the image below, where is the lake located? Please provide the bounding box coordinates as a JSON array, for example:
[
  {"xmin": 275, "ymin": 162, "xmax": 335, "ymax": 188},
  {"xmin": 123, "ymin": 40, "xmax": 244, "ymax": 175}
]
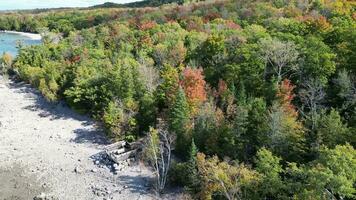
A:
[
  {"xmin": 0, "ymin": 0, "xmax": 136, "ymax": 11},
  {"xmin": 0, "ymin": 32, "xmax": 41, "ymax": 56}
]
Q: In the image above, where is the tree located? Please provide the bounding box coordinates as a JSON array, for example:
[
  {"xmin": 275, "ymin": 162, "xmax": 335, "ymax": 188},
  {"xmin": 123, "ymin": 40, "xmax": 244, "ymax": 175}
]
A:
[
  {"xmin": 145, "ymin": 126, "xmax": 175, "ymax": 194},
  {"xmin": 268, "ymin": 80, "xmax": 305, "ymax": 161},
  {"xmin": 180, "ymin": 67, "xmax": 207, "ymax": 114},
  {"xmin": 299, "ymin": 79, "xmax": 326, "ymax": 132},
  {"xmin": 199, "ymin": 34, "xmax": 227, "ymax": 86},
  {"xmin": 259, "ymin": 38, "xmax": 299, "ymax": 83},
  {"xmin": 314, "ymin": 144, "xmax": 356, "ymax": 199},
  {"xmin": 277, "ymin": 79, "xmax": 297, "ymax": 116},
  {"xmin": 0, "ymin": 53, "xmax": 13, "ymax": 76},
  {"xmin": 138, "ymin": 62, "xmax": 160, "ymax": 94},
  {"xmin": 300, "ymin": 36, "xmax": 336, "ymax": 84},
  {"xmin": 255, "ymin": 148, "xmax": 285, "ymax": 198},
  {"xmin": 332, "ymin": 69, "xmax": 356, "ymax": 113},
  {"xmin": 185, "ymin": 139, "xmax": 201, "ymax": 194},
  {"xmin": 289, "ymin": 144, "xmax": 356, "ymax": 199},
  {"xmin": 232, "ymin": 103, "xmax": 250, "ymax": 161},
  {"xmin": 243, "ymin": 98, "xmax": 269, "ymax": 162},
  {"xmin": 268, "ymin": 102, "xmax": 305, "ymax": 161},
  {"xmin": 196, "ymin": 153, "xmax": 260, "ymax": 200},
  {"xmin": 157, "ymin": 64, "xmax": 179, "ymax": 107},
  {"xmin": 193, "ymin": 100, "xmax": 235, "ymax": 159},
  {"xmin": 102, "ymin": 100, "xmax": 137, "ymax": 139},
  {"xmin": 169, "ymin": 88, "xmax": 190, "ymax": 157},
  {"xmin": 316, "ymin": 109, "xmax": 350, "ymax": 148}
]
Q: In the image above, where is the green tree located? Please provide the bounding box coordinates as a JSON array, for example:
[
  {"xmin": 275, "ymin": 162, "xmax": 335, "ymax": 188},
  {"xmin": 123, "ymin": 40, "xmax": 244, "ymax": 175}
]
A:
[
  {"xmin": 185, "ymin": 139, "xmax": 201, "ymax": 194},
  {"xmin": 314, "ymin": 144, "xmax": 356, "ymax": 199},
  {"xmin": 300, "ymin": 36, "xmax": 336, "ymax": 84},
  {"xmin": 268, "ymin": 99, "xmax": 306, "ymax": 162},
  {"xmin": 255, "ymin": 148, "xmax": 285, "ymax": 199},
  {"xmin": 169, "ymin": 88, "xmax": 190, "ymax": 157},
  {"xmin": 316, "ymin": 109, "xmax": 350, "ymax": 148}
]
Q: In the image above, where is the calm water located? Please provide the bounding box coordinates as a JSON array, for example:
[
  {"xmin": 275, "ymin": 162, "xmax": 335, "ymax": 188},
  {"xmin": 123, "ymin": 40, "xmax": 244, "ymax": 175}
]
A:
[
  {"xmin": 0, "ymin": 0, "xmax": 136, "ymax": 10},
  {"xmin": 0, "ymin": 33, "xmax": 41, "ymax": 56}
]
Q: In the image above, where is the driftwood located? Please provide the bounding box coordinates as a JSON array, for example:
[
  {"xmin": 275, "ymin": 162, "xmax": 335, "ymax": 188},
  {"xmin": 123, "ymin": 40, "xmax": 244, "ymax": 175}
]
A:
[{"xmin": 105, "ymin": 140, "xmax": 144, "ymax": 164}]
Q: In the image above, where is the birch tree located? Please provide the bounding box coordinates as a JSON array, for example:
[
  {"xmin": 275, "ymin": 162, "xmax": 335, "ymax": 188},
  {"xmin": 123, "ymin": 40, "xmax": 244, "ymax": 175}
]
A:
[{"xmin": 146, "ymin": 126, "xmax": 175, "ymax": 194}]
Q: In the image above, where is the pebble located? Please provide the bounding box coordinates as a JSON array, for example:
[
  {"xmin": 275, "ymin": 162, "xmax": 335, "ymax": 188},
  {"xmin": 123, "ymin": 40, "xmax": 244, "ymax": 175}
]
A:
[{"xmin": 74, "ymin": 166, "xmax": 82, "ymax": 174}]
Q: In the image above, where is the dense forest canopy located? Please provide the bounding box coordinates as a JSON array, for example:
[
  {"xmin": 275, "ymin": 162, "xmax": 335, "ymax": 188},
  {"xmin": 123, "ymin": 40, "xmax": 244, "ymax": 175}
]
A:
[{"xmin": 1, "ymin": 0, "xmax": 355, "ymax": 199}]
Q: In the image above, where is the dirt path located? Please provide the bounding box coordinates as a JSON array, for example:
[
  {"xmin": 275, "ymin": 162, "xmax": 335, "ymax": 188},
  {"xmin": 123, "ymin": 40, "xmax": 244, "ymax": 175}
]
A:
[{"xmin": 0, "ymin": 78, "xmax": 155, "ymax": 200}]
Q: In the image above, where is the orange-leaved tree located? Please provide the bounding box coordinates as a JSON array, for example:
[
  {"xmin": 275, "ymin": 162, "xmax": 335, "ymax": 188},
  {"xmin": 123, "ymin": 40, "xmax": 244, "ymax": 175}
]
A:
[{"xmin": 180, "ymin": 67, "xmax": 207, "ymax": 114}]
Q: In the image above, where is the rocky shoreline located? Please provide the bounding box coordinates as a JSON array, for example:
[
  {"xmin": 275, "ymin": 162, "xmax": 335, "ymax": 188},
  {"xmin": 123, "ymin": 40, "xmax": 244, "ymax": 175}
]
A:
[{"xmin": 0, "ymin": 78, "xmax": 156, "ymax": 200}]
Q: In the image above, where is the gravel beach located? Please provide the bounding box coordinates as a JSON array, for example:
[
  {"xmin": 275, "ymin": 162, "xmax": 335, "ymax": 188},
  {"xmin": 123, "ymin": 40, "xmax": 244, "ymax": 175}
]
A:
[{"xmin": 0, "ymin": 77, "xmax": 156, "ymax": 200}]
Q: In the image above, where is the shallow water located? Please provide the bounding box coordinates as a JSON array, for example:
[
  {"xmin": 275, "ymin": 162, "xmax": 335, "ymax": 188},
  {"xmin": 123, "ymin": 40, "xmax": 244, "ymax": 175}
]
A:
[{"xmin": 0, "ymin": 33, "xmax": 41, "ymax": 56}]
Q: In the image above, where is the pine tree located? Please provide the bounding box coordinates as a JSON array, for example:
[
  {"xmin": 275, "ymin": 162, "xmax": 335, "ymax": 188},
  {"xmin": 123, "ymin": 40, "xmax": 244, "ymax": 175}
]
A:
[
  {"xmin": 186, "ymin": 139, "xmax": 200, "ymax": 194},
  {"xmin": 169, "ymin": 88, "xmax": 190, "ymax": 157}
]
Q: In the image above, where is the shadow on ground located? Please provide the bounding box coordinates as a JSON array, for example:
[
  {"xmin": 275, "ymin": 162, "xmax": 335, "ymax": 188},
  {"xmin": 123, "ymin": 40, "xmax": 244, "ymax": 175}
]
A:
[
  {"xmin": 71, "ymin": 128, "xmax": 109, "ymax": 145},
  {"xmin": 9, "ymin": 81, "xmax": 90, "ymax": 122},
  {"xmin": 117, "ymin": 174, "xmax": 154, "ymax": 197},
  {"xmin": 8, "ymin": 80, "xmax": 110, "ymax": 146}
]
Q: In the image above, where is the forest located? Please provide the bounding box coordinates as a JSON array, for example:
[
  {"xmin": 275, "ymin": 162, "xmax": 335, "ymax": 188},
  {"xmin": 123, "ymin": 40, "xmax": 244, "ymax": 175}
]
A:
[{"xmin": 0, "ymin": 0, "xmax": 355, "ymax": 199}]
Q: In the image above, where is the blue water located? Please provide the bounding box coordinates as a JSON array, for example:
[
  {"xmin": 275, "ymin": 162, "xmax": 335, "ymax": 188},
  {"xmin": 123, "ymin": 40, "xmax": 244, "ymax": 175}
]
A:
[
  {"xmin": 0, "ymin": 33, "xmax": 41, "ymax": 56},
  {"xmin": 0, "ymin": 0, "xmax": 137, "ymax": 10}
]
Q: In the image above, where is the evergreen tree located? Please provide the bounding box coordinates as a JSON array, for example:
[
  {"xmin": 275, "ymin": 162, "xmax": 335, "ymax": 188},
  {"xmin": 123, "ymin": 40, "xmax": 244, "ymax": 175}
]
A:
[
  {"xmin": 169, "ymin": 88, "xmax": 190, "ymax": 157},
  {"xmin": 186, "ymin": 139, "xmax": 200, "ymax": 194}
]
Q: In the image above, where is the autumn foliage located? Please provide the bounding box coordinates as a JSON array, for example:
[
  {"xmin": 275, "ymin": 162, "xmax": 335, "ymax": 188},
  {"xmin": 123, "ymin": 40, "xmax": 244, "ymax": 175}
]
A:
[
  {"xmin": 277, "ymin": 79, "xmax": 297, "ymax": 117},
  {"xmin": 138, "ymin": 20, "xmax": 157, "ymax": 31},
  {"xmin": 180, "ymin": 67, "xmax": 207, "ymax": 112}
]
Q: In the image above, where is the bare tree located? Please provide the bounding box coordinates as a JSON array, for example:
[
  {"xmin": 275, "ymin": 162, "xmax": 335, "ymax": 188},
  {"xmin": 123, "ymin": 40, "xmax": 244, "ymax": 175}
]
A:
[
  {"xmin": 260, "ymin": 38, "xmax": 299, "ymax": 83},
  {"xmin": 145, "ymin": 125, "xmax": 175, "ymax": 194},
  {"xmin": 138, "ymin": 62, "xmax": 160, "ymax": 93},
  {"xmin": 299, "ymin": 79, "xmax": 325, "ymax": 132},
  {"xmin": 333, "ymin": 69, "xmax": 356, "ymax": 110}
]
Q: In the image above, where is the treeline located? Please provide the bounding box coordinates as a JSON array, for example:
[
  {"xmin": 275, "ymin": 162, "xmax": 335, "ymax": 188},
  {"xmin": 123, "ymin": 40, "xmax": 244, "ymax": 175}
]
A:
[
  {"xmin": 2, "ymin": 0, "xmax": 356, "ymax": 199},
  {"xmin": 92, "ymin": 0, "xmax": 187, "ymax": 8},
  {"xmin": 0, "ymin": 0, "xmax": 196, "ymax": 35}
]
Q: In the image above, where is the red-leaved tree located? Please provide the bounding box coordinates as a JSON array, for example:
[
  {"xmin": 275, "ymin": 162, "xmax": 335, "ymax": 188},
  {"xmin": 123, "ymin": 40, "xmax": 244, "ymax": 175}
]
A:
[
  {"xmin": 277, "ymin": 79, "xmax": 297, "ymax": 117},
  {"xmin": 180, "ymin": 67, "xmax": 207, "ymax": 113}
]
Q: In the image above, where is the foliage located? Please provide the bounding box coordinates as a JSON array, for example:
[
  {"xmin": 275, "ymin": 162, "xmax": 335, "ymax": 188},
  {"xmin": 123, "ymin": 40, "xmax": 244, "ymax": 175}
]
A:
[
  {"xmin": 196, "ymin": 153, "xmax": 260, "ymax": 200},
  {"xmin": 180, "ymin": 67, "xmax": 207, "ymax": 114},
  {"xmin": 169, "ymin": 88, "xmax": 190, "ymax": 157},
  {"xmin": 255, "ymin": 148, "xmax": 284, "ymax": 198},
  {"xmin": 2, "ymin": 0, "xmax": 355, "ymax": 197},
  {"xmin": 0, "ymin": 53, "xmax": 13, "ymax": 76}
]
